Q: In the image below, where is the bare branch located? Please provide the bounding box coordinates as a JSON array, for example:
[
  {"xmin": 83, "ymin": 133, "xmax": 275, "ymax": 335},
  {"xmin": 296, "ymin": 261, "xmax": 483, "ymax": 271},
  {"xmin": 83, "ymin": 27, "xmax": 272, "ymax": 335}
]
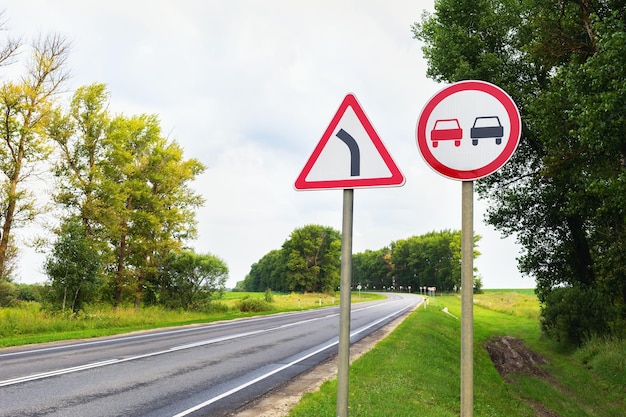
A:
[
  {"xmin": 26, "ymin": 33, "xmax": 72, "ymax": 101},
  {"xmin": 0, "ymin": 10, "xmax": 22, "ymax": 67}
]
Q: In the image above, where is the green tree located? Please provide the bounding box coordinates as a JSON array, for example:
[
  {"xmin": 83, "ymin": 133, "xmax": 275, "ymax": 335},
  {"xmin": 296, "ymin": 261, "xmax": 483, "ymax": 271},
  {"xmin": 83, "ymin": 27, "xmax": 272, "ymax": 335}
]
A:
[
  {"xmin": 0, "ymin": 279, "xmax": 16, "ymax": 306},
  {"xmin": 49, "ymin": 86, "xmax": 206, "ymax": 309},
  {"xmin": 97, "ymin": 114, "xmax": 205, "ymax": 308},
  {"xmin": 44, "ymin": 217, "xmax": 102, "ymax": 312},
  {"xmin": 232, "ymin": 280, "xmax": 246, "ymax": 292},
  {"xmin": 159, "ymin": 250, "xmax": 228, "ymax": 310},
  {"xmin": 49, "ymin": 83, "xmax": 110, "ymax": 235},
  {"xmin": 282, "ymin": 224, "xmax": 341, "ymax": 293},
  {"xmin": 352, "ymin": 248, "xmax": 393, "ymax": 290},
  {"xmin": 244, "ymin": 249, "xmax": 287, "ymax": 292},
  {"xmin": 0, "ymin": 34, "xmax": 69, "ymax": 279},
  {"xmin": 390, "ymin": 230, "xmax": 477, "ymax": 292},
  {"xmin": 14, "ymin": 283, "xmax": 43, "ymax": 302},
  {"xmin": 414, "ymin": 0, "xmax": 626, "ymax": 344}
]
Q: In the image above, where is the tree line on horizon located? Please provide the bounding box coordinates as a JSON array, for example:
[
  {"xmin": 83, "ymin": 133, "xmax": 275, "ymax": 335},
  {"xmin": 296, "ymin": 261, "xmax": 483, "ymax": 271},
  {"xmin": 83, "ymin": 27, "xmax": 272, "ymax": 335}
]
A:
[{"xmin": 239, "ymin": 226, "xmax": 481, "ymax": 295}]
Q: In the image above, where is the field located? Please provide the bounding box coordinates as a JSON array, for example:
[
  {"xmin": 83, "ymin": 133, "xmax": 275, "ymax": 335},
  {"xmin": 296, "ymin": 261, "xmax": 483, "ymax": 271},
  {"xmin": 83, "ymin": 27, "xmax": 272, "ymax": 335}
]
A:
[{"xmin": 288, "ymin": 291, "xmax": 625, "ymax": 417}]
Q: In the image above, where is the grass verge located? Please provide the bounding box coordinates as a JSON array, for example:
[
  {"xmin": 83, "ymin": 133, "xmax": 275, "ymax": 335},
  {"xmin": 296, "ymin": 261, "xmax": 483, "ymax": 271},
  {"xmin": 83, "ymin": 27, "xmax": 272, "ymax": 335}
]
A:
[{"xmin": 288, "ymin": 293, "xmax": 625, "ymax": 417}]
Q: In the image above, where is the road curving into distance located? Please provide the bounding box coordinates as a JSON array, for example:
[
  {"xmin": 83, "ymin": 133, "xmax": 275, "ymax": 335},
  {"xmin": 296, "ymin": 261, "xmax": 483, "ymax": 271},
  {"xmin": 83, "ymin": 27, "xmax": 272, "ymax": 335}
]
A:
[{"xmin": 0, "ymin": 292, "xmax": 421, "ymax": 417}]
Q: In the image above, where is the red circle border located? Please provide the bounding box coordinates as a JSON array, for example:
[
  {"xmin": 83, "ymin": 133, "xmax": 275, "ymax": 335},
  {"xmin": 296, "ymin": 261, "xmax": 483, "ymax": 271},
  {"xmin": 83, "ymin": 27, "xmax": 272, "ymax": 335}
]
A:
[{"xmin": 416, "ymin": 80, "xmax": 521, "ymax": 181}]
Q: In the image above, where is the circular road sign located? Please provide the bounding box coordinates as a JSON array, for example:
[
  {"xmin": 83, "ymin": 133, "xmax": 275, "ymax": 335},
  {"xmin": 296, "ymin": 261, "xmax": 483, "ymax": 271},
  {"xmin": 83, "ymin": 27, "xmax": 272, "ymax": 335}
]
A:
[{"xmin": 416, "ymin": 80, "xmax": 521, "ymax": 181}]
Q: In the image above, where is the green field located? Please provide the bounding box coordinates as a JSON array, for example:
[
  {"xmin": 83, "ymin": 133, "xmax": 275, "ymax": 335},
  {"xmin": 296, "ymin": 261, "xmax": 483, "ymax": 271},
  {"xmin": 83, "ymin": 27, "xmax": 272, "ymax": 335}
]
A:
[
  {"xmin": 288, "ymin": 291, "xmax": 625, "ymax": 417},
  {"xmin": 483, "ymin": 288, "xmax": 535, "ymax": 296}
]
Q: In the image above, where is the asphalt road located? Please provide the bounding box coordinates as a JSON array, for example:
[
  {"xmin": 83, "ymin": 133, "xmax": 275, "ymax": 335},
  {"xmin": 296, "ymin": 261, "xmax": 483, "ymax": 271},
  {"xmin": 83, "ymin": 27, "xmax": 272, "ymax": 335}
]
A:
[{"xmin": 0, "ymin": 293, "xmax": 420, "ymax": 417}]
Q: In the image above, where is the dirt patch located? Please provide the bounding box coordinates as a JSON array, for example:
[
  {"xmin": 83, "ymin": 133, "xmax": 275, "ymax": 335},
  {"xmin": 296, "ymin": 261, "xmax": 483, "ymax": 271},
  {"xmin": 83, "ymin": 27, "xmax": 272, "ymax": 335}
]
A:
[
  {"xmin": 484, "ymin": 335, "xmax": 549, "ymax": 380},
  {"xmin": 485, "ymin": 336, "xmax": 561, "ymax": 417},
  {"xmin": 231, "ymin": 306, "xmax": 416, "ymax": 417},
  {"xmin": 528, "ymin": 402, "xmax": 562, "ymax": 417}
]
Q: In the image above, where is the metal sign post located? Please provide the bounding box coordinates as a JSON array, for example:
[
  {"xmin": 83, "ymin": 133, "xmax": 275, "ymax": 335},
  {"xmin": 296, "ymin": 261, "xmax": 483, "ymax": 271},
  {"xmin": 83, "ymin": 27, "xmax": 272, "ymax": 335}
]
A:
[
  {"xmin": 461, "ymin": 181, "xmax": 474, "ymax": 417},
  {"xmin": 295, "ymin": 93, "xmax": 405, "ymax": 417},
  {"xmin": 416, "ymin": 80, "xmax": 521, "ymax": 417},
  {"xmin": 336, "ymin": 189, "xmax": 354, "ymax": 417}
]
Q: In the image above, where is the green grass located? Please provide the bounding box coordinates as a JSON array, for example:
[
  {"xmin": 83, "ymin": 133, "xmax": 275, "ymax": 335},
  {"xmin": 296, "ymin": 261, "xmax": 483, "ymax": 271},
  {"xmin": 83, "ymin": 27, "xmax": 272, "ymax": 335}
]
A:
[
  {"xmin": 0, "ymin": 302, "xmax": 235, "ymax": 347},
  {"xmin": 574, "ymin": 336, "xmax": 626, "ymax": 387},
  {"xmin": 483, "ymin": 288, "xmax": 535, "ymax": 296},
  {"xmin": 288, "ymin": 292, "xmax": 625, "ymax": 417},
  {"xmin": 473, "ymin": 290, "xmax": 541, "ymax": 320},
  {"xmin": 0, "ymin": 292, "xmax": 384, "ymax": 348}
]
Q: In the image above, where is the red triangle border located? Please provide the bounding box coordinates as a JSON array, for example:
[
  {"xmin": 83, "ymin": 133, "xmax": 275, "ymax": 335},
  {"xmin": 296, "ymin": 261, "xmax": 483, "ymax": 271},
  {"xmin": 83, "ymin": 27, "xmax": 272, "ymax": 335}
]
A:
[{"xmin": 294, "ymin": 94, "xmax": 405, "ymax": 190}]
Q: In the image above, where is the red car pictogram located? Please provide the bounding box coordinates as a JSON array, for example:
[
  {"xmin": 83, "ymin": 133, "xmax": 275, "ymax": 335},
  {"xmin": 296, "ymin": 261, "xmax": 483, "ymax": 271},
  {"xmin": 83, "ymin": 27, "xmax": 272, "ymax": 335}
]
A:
[{"xmin": 430, "ymin": 119, "xmax": 463, "ymax": 147}]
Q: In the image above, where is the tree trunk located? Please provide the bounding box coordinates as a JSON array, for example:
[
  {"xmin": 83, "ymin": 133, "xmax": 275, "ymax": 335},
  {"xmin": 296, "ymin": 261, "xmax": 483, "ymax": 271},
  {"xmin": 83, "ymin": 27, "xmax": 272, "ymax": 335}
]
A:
[
  {"xmin": 134, "ymin": 272, "xmax": 143, "ymax": 311},
  {"xmin": 0, "ymin": 197, "xmax": 15, "ymax": 276},
  {"xmin": 0, "ymin": 137, "xmax": 24, "ymax": 277},
  {"xmin": 62, "ymin": 286, "xmax": 67, "ymax": 312},
  {"xmin": 566, "ymin": 215, "xmax": 595, "ymax": 286},
  {"xmin": 72, "ymin": 283, "xmax": 82, "ymax": 313},
  {"xmin": 114, "ymin": 229, "xmax": 127, "ymax": 310}
]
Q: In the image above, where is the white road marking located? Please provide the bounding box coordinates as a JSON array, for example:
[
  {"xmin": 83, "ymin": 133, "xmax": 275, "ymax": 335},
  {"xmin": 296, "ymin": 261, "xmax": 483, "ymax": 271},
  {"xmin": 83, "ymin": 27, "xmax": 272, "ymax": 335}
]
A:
[
  {"xmin": 171, "ymin": 302, "xmax": 417, "ymax": 417},
  {"xmin": 0, "ymin": 359, "xmax": 120, "ymax": 387},
  {"xmin": 0, "ymin": 295, "xmax": 418, "ymax": 411},
  {"xmin": 0, "ymin": 313, "xmax": 340, "ymax": 387}
]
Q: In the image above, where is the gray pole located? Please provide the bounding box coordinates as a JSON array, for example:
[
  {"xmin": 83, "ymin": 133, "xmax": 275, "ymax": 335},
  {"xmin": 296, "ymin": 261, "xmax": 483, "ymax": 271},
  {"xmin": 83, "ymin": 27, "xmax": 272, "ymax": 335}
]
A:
[
  {"xmin": 336, "ymin": 188, "xmax": 354, "ymax": 417},
  {"xmin": 461, "ymin": 181, "xmax": 474, "ymax": 417}
]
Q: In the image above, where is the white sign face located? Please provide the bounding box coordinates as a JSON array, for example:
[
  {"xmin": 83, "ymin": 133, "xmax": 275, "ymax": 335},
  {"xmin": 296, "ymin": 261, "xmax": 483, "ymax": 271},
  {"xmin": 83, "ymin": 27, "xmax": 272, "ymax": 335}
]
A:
[
  {"xmin": 416, "ymin": 80, "xmax": 521, "ymax": 181},
  {"xmin": 295, "ymin": 93, "xmax": 404, "ymax": 190},
  {"xmin": 305, "ymin": 105, "xmax": 394, "ymax": 181}
]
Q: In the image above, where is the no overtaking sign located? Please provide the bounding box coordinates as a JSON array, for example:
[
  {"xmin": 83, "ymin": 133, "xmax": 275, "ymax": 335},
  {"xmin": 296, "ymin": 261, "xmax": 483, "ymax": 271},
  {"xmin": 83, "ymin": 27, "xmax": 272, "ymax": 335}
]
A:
[{"xmin": 416, "ymin": 80, "xmax": 521, "ymax": 181}]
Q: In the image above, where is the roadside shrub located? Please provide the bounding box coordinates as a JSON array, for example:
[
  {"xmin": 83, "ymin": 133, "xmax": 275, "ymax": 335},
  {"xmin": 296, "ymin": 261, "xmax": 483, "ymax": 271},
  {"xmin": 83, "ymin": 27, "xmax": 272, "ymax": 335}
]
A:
[
  {"xmin": 239, "ymin": 297, "xmax": 274, "ymax": 313},
  {"xmin": 15, "ymin": 284, "xmax": 43, "ymax": 302},
  {"xmin": 195, "ymin": 300, "xmax": 229, "ymax": 314},
  {"xmin": 473, "ymin": 276, "xmax": 484, "ymax": 294},
  {"xmin": 0, "ymin": 280, "xmax": 17, "ymax": 307},
  {"xmin": 264, "ymin": 288, "xmax": 274, "ymax": 303},
  {"xmin": 541, "ymin": 285, "xmax": 611, "ymax": 347}
]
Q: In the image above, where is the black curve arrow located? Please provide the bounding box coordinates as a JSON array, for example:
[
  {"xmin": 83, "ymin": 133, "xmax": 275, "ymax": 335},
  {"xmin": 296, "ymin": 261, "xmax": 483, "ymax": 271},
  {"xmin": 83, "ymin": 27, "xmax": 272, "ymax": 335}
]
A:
[{"xmin": 335, "ymin": 128, "xmax": 360, "ymax": 176}]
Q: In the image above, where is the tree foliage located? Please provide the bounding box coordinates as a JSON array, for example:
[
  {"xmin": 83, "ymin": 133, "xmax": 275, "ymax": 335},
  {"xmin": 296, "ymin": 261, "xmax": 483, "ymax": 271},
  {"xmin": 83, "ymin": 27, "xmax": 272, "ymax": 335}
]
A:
[
  {"xmin": 243, "ymin": 225, "xmax": 341, "ymax": 293},
  {"xmin": 47, "ymin": 84, "xmax": 208, "ymax": 310},
  {"xmin": 414, "ymin": 0, "xmax": 626, "ymax": 345},
  {"xmin": 245, "ymin": 249, "xmax": 287, "ymax": 292},
  {"xmin": 44, "ymin": 217, "xmax": 102, "ymax": 312},
  {"xmin": 158, "ymin": 250, "xmax": 228, "ymax": 310},
  {"xmin": 243, "ymin": 228, "xmax": 480, "ymax": 295},
  {"xmin": 352, "ymin": 248, "xmax": 393, "ymax": 290},
  {"xmin": 283, "ymin": 225, "xmax": 342, "ymax": 293},
  {"xmin": 388, "ymin": 230, "xmax": 479, "ymax": 293}
]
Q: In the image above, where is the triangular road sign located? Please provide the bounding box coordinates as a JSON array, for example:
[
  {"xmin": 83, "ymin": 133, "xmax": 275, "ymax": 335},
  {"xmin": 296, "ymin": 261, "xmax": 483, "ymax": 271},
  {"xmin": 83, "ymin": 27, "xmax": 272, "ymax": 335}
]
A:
[{"xmin": 294, "ymin": 94, "xmax": 405, "ymax": 190}]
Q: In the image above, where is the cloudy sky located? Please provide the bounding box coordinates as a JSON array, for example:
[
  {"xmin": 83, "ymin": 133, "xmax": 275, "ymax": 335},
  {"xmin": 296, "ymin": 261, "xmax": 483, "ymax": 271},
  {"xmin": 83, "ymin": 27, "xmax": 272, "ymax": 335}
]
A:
[{"xmin": 3, "ymin": 0, "xmax": 531, "ymax": 289}]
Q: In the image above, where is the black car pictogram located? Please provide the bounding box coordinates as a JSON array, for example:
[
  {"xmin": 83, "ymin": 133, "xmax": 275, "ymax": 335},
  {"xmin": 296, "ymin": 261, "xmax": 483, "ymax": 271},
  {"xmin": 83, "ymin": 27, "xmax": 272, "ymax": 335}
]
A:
[{"xmin": 470, "ymin": 116, "xmax": 503, "ymax": 145}]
